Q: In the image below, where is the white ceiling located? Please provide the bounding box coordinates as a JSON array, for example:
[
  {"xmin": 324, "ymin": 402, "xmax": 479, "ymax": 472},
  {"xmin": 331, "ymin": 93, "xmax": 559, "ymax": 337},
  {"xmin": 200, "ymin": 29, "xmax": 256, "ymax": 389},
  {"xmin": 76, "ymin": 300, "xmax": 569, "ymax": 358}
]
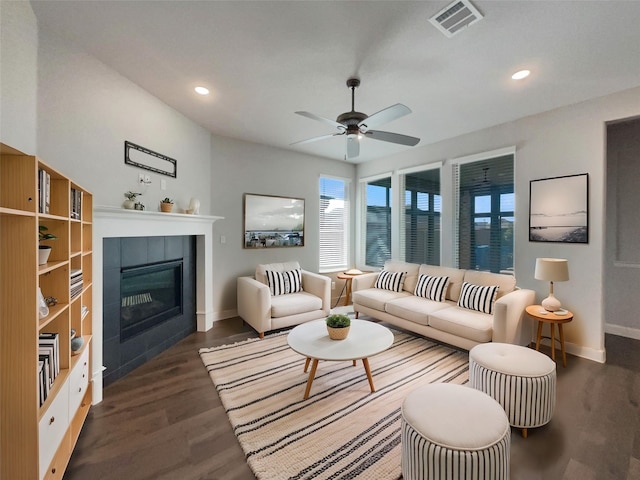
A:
[{"xmin": 30, "ymin": 0, "xmax": 640, "ymax": 163}]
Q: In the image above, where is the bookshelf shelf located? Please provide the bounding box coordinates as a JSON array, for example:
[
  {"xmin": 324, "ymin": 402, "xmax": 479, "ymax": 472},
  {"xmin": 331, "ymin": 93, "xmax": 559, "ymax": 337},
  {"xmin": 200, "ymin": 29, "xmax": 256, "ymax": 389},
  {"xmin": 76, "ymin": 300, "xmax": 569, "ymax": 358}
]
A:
[{"xmin": 1, "ymin": 143, "xmax": 93, "ymax": 480}]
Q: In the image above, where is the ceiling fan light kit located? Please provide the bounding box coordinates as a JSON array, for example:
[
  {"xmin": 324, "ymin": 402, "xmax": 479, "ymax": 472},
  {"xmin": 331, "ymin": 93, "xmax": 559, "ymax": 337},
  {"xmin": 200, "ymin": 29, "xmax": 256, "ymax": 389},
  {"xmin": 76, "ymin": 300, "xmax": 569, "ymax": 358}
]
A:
[{"xmin": 292, "ymin": 77, "xmax": 420, "ymax": 160}]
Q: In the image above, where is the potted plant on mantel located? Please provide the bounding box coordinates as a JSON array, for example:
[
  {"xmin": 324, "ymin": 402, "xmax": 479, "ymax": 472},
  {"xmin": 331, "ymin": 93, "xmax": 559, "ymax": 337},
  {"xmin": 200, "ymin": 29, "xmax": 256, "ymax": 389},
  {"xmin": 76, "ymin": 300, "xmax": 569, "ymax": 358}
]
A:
[
  {"xmin": 326, "ymin": 313, "xmax": 351, "ymax": 340},
  {"xmin": 123, "ymin": 191, "xmax": 141, "ymax": 210},
  {"xmin": 160, "ymin": 197, "xmax": 174, "ymax": 213},
  {"xmin": 38, "ymin": 225, "xmax": 57, "ymax": 265}
]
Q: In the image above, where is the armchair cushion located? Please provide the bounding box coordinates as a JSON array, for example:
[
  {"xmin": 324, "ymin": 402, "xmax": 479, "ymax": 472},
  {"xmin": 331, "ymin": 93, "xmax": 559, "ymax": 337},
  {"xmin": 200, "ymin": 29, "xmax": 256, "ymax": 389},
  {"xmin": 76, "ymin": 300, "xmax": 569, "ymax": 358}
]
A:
[
  {"xmin": 266, "ymin": 268, "xmax": 302, "ymax": 296},
  {"xmin": 255, "ymin": 261, "xmax": 301, "ymax": 285},
  {"xmin": 271, "ymin": 291, "xmax": 323, "ymax": 318}
]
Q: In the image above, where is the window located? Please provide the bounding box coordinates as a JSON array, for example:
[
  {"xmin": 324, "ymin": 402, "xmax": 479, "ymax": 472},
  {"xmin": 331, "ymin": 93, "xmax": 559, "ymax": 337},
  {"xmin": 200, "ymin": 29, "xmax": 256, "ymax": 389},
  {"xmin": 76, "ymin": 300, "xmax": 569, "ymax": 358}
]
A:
[
  {"xmin": 454, "ymin": 153, "xmax": 514, "ymax": 273},
  {"xmin": 319, "ymin": 177, "xmax": 349, "ymax": 272},
  {"xmin": 361, "ymin": 176, "xmax": 392, "ymax": 268},
  {"xmin": 400, "ymin": 167, "xmax": 441, "ymax": 265}
]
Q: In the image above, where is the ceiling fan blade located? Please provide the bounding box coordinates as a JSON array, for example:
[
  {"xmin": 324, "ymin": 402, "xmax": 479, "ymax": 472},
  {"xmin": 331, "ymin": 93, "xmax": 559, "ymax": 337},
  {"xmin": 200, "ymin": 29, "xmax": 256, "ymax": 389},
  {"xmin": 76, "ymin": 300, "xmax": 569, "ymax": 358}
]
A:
[
  {"xmin": 358, "ymin": 103, "xmax": 411, "ymax": 130},
  {"xmin": 346, "ymin": 137, "xmax": 360, "ymax": 159},
  {"xmin": 290, "ymin": 132, "xmax": 342, "ymax": 146},
  {"xmin": 295, "ymin": 111, "xmax": 345, "ymax": 130},
  {"xmin": 366, "ymin": 130, "xmax": 420, "ymax": 146}
]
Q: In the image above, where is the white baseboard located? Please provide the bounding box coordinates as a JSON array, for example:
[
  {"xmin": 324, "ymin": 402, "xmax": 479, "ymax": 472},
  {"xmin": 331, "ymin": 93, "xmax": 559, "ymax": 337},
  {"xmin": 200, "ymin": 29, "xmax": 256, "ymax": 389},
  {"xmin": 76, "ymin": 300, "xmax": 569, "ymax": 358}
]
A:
[
  {"xmin": 213, "ymin": 308, "xmax": 238, "ymax": 322},
  {"xmin": 536, "ymin": 338, "xmax": 606, "ymax": 364},
  {"xmin": 605, "ymin": 323, "xmax": 640, "ymax": 341}
]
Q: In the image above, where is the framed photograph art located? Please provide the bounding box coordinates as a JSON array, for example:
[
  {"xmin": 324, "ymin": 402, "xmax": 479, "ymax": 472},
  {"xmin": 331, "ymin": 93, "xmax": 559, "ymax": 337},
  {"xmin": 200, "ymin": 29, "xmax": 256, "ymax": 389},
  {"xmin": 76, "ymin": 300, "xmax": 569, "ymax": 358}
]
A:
[
  {"xmin": 529, "ymin": 173, "xmax": 588, "ymax": 243},
  {"xmin": 243, "ymin": 193, "xmax": 305, "ymax": 248}
]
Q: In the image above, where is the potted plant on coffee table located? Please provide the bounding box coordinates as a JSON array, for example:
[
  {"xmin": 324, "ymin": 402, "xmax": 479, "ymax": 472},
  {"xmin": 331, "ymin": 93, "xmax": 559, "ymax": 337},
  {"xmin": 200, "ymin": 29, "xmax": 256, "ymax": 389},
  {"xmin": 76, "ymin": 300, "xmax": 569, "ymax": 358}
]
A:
[
  {"xmin": 326, "ymin": 313, "xmax": 351, "ymax": 340},
  {"xmin": 39, "ymin": 225, "xmax": 57, "ymax": 265},
  {"xmin": 160, "ymin": 197, "xmax": 174, "ymax": 213}
]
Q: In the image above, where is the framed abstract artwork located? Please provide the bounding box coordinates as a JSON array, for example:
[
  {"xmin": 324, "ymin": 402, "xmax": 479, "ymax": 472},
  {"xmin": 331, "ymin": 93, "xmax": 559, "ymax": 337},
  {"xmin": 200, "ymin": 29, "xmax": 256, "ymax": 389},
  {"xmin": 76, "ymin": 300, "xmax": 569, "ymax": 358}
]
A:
[{"xmin": 529, "ymin": 173, "xmax": 588, "ymax": 243}]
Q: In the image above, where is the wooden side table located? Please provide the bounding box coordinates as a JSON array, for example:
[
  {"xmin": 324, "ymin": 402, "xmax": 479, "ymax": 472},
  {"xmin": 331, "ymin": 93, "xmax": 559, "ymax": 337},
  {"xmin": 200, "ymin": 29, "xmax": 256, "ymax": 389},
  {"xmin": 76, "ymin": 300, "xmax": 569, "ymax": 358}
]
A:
[
  {"xmin": 525, "ymin": 305, "xmax": 574, "ymax": 367},
  {"xmin": 336, "ymin": 272, "xmax": 361, "ymax": 306}
]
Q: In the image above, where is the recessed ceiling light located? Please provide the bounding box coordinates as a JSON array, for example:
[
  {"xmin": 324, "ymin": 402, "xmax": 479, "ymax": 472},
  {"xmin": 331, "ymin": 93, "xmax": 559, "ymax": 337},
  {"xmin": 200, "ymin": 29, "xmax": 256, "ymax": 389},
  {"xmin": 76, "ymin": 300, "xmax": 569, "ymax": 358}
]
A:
[
  {"xmin": 194, "ymin": 86, "xmax": 210, "ymax": 95},
  {"xmin": 511, "ymin": 70, "xmax": 530, "ymax": 80}
]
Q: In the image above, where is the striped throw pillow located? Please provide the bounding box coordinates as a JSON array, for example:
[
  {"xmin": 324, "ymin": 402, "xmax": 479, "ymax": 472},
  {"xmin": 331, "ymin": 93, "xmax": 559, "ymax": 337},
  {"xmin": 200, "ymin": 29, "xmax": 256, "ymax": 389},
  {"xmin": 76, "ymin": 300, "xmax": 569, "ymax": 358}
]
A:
[
  {"xmin": 266, "ymin": 269, "xmax": 302, "ymax": 296},
  {"xmin": 414, "ymin": 274, "xmax": 449, "ymax": 302},
  {"xmin": 457, "ymin": 282, "xmax": 499, "ymax": 314},
  {"xmin": 374, "ymin": 270, "xmax": 406, "ymax": 292}
]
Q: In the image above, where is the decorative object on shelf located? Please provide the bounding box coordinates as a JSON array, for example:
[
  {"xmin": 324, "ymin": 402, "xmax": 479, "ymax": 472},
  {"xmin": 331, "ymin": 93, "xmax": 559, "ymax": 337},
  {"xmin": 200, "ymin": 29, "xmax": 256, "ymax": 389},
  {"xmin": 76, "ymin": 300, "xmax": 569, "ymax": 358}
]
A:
[
  {"xmin": 38, "ymin": 225, "xmax": 57, "ymax": 265},
  {"xmin": 134, "ymin": 201, "xmax": 145, "ymax": 210},
  {"xmin": 44, "ymin": 296, "xmax": 58, "ymax": 307},
  {"xmin": 187, "ymin": 197, "xmax": 200, "ymax": 215},
  {"xmin": 70, "ymin": 328, "xmax": 84, "ymax": 354},
  {"xmin": 38, "ymin": 287, "xmax": 49, "ymax": 319},
  {"xmin": 123, "ymin": 191, "xmax": 141, "ymax": 209},
  {"xmin": 534, "ymin": 258, "xmax": 570, "ymax": 312},
  {"xmin": 160, "ymin": 197, "xmax": 174, "ymax": 213},
  {"xmin": 326, "ymin": 313, "xmax": 351, "ymax": 340},
  {"xmin": 529, "ymin": 173, "xmax": 589, "ymax": 243}
]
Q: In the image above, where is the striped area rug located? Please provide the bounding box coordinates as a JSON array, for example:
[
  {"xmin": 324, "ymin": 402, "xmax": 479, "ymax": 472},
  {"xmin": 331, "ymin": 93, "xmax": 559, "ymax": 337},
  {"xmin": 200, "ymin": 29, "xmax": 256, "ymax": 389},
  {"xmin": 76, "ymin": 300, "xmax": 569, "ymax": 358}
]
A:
[{"xmin": 199, "ymin": 328, "xmax": 469, "ymax": 480}]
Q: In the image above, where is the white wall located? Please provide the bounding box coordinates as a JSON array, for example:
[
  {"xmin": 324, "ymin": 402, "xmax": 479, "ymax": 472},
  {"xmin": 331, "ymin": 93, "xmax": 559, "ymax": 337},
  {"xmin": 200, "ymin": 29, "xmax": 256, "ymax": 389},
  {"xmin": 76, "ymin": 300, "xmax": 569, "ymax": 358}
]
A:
[
  {"xmin": 0, "ymin": 1, "xmax": 38, "ymax": 154},
  {"xmin": 358, "ymin": 86, "xmax": 640, "ymax": 362},
  {"xmin": 36, "ymin": 27, "xmax": 213, "ymax": 214},
  {"xmin": 209, "ymin": 135, "xmax": 354, "ymax": 319}
]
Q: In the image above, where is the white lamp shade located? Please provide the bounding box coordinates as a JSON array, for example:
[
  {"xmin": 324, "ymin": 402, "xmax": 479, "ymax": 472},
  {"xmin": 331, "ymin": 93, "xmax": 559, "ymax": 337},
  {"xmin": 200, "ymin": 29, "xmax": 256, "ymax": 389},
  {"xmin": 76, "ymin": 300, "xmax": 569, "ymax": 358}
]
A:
[{"xmin": 534, "ymin": 258, "xmax": 569, "ymax": 282}]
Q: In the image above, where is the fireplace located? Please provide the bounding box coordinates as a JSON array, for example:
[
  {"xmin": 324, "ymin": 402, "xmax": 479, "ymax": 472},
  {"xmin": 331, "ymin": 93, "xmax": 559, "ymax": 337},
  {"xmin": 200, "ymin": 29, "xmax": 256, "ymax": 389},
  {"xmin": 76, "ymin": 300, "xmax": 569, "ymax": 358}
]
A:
[
  {"xmin": 120, "ymin": 259, "xmax": 183, "ymax": 342},
  {"xmin": 102, "ymin": 235, "xmax": 196, "ymax": 386}
]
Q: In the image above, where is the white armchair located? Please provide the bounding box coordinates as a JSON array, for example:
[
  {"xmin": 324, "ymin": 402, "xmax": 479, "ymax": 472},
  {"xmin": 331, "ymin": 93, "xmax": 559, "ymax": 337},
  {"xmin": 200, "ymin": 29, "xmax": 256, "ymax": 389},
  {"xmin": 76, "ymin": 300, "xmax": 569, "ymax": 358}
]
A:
[{"xmin": 237, "ymin": 261, "xmax": 331, "ymax": 338}]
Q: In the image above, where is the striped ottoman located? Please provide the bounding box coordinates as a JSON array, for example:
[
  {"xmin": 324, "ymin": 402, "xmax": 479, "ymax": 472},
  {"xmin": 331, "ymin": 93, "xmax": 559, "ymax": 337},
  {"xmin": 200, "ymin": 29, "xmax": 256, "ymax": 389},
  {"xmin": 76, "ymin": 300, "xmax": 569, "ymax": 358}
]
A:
[
  {"xmin": 401, "ymin": 383, "xmax": 510, "ymax": 480},
  {"xmin": 469, "ymin": 343, "xmax": 556, "ymax": 438}
]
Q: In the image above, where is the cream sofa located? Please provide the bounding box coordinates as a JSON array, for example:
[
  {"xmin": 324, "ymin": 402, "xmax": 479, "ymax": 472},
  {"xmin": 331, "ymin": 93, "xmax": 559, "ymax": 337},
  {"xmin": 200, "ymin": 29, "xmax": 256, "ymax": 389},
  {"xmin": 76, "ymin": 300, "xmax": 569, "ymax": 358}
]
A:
[
  {"xmin": 352, "ymin": 261, "xmax": 535, "ymax": 350},
  {"xmin": 237, "ymin": 261, "xmax": 331, "ymax": 338}
]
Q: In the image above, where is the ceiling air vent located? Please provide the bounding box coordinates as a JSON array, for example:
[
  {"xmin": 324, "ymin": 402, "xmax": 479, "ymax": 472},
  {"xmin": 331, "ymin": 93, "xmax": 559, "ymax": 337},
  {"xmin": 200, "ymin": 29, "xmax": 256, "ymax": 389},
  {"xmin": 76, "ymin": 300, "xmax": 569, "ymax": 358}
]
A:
[{"xmin": 429, "ymin": 0, "xmax": 483, "ymax": 38}]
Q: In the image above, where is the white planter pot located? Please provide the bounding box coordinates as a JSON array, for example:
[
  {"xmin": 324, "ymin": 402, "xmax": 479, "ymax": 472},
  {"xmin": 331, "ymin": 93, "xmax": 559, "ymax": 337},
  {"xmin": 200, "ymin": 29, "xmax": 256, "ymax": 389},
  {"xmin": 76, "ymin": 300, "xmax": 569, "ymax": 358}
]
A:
[
  {"xmin": 123, "ymin": 199, "xmax": 135, "ymax": 209},
  {"xmin": 38, "ymin": 246, "xmax": 52, "ymax": 265}
]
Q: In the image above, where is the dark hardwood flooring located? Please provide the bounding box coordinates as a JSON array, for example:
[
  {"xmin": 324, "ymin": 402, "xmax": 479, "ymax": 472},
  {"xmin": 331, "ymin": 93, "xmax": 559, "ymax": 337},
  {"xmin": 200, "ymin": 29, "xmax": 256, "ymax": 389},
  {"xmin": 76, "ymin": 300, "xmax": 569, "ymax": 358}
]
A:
[{"xmin": 64, "ymin": 318, "xmax": 640, "ymax": 480}]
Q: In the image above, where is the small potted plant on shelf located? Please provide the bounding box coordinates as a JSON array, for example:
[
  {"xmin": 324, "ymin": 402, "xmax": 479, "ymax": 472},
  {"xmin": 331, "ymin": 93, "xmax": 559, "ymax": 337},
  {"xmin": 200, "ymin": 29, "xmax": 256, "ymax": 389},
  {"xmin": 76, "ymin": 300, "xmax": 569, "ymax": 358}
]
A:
[
  {"xmin": 38, "ymin": 225, "xmax": 57, "ymax": 265},
  {"xmin": 160, "ymin": 197, "xmax": 174, "ymax": 213},
  {"xmin": 326, "ymin": 313, "xmax": 351, "ymax": 340},
  {"xmin": 123, "ymin": 191, "xmax": 141, "ymax": 210}
]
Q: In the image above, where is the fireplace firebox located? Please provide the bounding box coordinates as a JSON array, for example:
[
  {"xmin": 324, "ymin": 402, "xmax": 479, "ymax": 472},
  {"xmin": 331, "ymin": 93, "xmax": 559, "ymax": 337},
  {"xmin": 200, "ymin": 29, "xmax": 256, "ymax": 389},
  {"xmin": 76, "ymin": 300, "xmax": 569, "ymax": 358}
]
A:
[{"xmin": 120, "ymin": 260, "xmax": 183, "ymax": 341}]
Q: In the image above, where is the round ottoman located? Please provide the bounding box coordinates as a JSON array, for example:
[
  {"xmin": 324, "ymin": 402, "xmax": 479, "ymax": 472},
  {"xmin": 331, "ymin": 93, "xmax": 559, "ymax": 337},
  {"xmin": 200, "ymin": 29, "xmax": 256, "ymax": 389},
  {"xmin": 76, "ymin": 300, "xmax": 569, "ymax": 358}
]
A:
[
  {"xmin": 469, "ymin": 343, "xmax": 556, "ymax": 438},
  {"xmin": 401, "ymin": 383, "xmax": 510, "ymax": 480}
]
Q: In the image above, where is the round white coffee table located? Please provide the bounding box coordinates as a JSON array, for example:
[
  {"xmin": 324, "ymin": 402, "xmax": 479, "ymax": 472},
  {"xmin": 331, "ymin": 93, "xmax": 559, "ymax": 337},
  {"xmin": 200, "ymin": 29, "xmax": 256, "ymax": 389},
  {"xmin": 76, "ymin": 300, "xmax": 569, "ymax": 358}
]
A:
[{"xmin": 287, "ymin": 319, "xmax": 394, "ymax": 399}]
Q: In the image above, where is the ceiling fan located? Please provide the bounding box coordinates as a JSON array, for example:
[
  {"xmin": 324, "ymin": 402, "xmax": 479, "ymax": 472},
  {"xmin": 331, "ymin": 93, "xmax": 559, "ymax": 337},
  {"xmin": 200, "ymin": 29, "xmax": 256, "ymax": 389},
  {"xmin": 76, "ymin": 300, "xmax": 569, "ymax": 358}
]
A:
[{"xmin": 291, "ymin": 78, "xmax": 420, "ymax": 160}]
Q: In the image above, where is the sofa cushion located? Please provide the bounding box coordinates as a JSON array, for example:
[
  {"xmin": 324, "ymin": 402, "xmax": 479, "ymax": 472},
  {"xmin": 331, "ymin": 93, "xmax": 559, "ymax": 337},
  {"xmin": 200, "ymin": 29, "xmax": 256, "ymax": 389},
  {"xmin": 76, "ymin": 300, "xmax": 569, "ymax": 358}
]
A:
[
  {"xmin": 463, "ymin": 270, "xmax": 516, "ymax": 299},
  {"xmin": 414, "ymin": 274, "xmax": 449, "ymax": 302},
  {"xmin": 385, "ymin": 296, "xmax": 452, "ymax": 326},
  {"xmin": 428, "ymin": 306, "xmax": 494, "ymax": 343},
  {"xmin": 270, "ymin": 291, "xmax": 322, "ymax": 318},
  {"xmin": 457, "ymin": 282, "xmax": 499, "ymax": 314},
  {"xmin": 256, "ymin": 261, "xmax": 301, "ymax": 285},
  {"xmin": 384, "ymin": 260, "xmax": 420, "ymax": 293},
  {"xmin": 352, "ymin": 288, "xmax": 410, "ymax": 312},
  {"xmin": 419, "ymin": 265, "xmax": 466, "ymax": 302},
  {"xmin": 266, "ymin": 269, "xmax": 302, "ymax": 296},
  {"xmin": 375, "ymin": 270, "xmax": 406, "ymax": 292}
]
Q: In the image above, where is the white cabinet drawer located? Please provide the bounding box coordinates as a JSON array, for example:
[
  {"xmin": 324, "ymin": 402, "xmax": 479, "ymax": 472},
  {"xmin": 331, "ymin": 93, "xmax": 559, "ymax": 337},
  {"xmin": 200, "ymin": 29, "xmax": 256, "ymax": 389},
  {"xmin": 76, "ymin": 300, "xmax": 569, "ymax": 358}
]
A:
[
  {"xmin": 39, "ymin": 382, "xmax": 69, "ymax": 480},
  {"xmin": 69, "ymin": 347, "xmax": 90, "ymax": 415}
]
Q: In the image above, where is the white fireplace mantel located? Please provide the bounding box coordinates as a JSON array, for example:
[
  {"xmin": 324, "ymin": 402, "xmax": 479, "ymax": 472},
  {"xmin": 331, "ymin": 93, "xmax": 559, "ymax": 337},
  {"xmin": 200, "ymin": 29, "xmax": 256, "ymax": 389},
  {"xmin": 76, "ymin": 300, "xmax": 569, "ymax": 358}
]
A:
[{"xmin": 92, "ymin": 205, "xmax": 223, "ymax": 403}]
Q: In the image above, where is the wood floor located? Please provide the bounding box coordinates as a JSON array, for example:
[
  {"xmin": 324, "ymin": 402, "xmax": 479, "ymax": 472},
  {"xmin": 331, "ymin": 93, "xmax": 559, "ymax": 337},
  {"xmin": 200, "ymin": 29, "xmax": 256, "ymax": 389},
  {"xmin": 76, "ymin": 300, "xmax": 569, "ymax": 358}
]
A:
[{"xmin": 64, "ymin": 318, "xmax": 640, "ymax": 480}]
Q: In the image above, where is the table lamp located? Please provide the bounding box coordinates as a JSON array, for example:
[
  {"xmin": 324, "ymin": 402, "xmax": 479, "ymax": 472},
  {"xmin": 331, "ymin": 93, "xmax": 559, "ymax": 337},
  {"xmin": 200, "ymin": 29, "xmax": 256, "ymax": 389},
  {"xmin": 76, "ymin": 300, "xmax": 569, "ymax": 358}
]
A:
[{"xmin": 534, "ymin": 258, "xmax": 569, "ymax": 312}]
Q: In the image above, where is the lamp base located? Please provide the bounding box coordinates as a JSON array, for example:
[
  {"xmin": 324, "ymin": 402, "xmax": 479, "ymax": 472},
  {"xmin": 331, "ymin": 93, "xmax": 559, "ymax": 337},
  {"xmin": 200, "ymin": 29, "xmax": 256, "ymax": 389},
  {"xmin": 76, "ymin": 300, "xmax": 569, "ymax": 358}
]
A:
[{"xmin": 541, "ymin": 294, "xmax": 562, "ymax": 312}]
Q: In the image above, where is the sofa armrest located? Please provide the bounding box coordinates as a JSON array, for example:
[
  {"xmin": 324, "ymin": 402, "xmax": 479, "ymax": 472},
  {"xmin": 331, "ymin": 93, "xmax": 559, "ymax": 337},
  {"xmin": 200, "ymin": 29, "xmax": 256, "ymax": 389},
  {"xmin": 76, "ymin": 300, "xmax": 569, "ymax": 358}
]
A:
[
  {"xmin": 237, "ymin": 276, "xmax": 272, "ymax": 336},
  {"xmin": 492, "ymin": 288, "xmax": 536, "ymax": 345},
  {"xmin": 301, "ymin": 270, "xmax": 331, "ymax": 314},
  {"xmin": 352, "ymin": 272, "xmax": 379, "ymax": 292}
]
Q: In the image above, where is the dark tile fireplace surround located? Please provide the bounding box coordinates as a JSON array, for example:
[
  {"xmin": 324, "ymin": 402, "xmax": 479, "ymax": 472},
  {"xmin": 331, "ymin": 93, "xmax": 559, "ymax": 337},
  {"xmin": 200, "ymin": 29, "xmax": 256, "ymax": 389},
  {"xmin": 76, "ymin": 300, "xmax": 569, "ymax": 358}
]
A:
[{"xmin": 102, "ymin": 236, "xmax": 196, "ymax": 386}]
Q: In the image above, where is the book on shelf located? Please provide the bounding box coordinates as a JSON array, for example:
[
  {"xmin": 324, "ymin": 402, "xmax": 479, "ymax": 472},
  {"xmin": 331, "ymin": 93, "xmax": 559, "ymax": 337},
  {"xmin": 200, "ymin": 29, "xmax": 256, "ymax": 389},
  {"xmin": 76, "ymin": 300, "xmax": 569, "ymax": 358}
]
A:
[
  {"xmin": 38, "ymin": 360, "xmax": 47, "ymax": 406},
  {"xmin": 38, "ymin": 354, "xmax": 51, "ymax": 404},
  {"xmin": 70, "ymin": 188, "xmax": 82, "ymax": 219},
  {"xmin": 39, "ymin": 332, "xmax": 60, "ymax": 381},
  {"xmin": 38, "ymin": 169, "xmax": 52, "ymax": 214}
]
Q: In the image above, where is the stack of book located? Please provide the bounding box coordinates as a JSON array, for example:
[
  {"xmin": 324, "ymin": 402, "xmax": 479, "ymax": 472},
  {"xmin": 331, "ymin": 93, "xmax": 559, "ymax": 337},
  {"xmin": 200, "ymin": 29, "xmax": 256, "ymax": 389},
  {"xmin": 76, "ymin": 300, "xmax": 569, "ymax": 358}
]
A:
[
  {"xmin": 38, "ymin": 169, "xmax": 51, "ymax": 214},
  {"xmin": 70, "ymin": 188, "xmax": 82, "ymax": 220},
  {"xmin": 70, "ymin": 269, "xmax": 83, "ymax": 300},
  {"xmin": 38, "ymin": 332, "xmax": 60, "ymax": 406}
]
